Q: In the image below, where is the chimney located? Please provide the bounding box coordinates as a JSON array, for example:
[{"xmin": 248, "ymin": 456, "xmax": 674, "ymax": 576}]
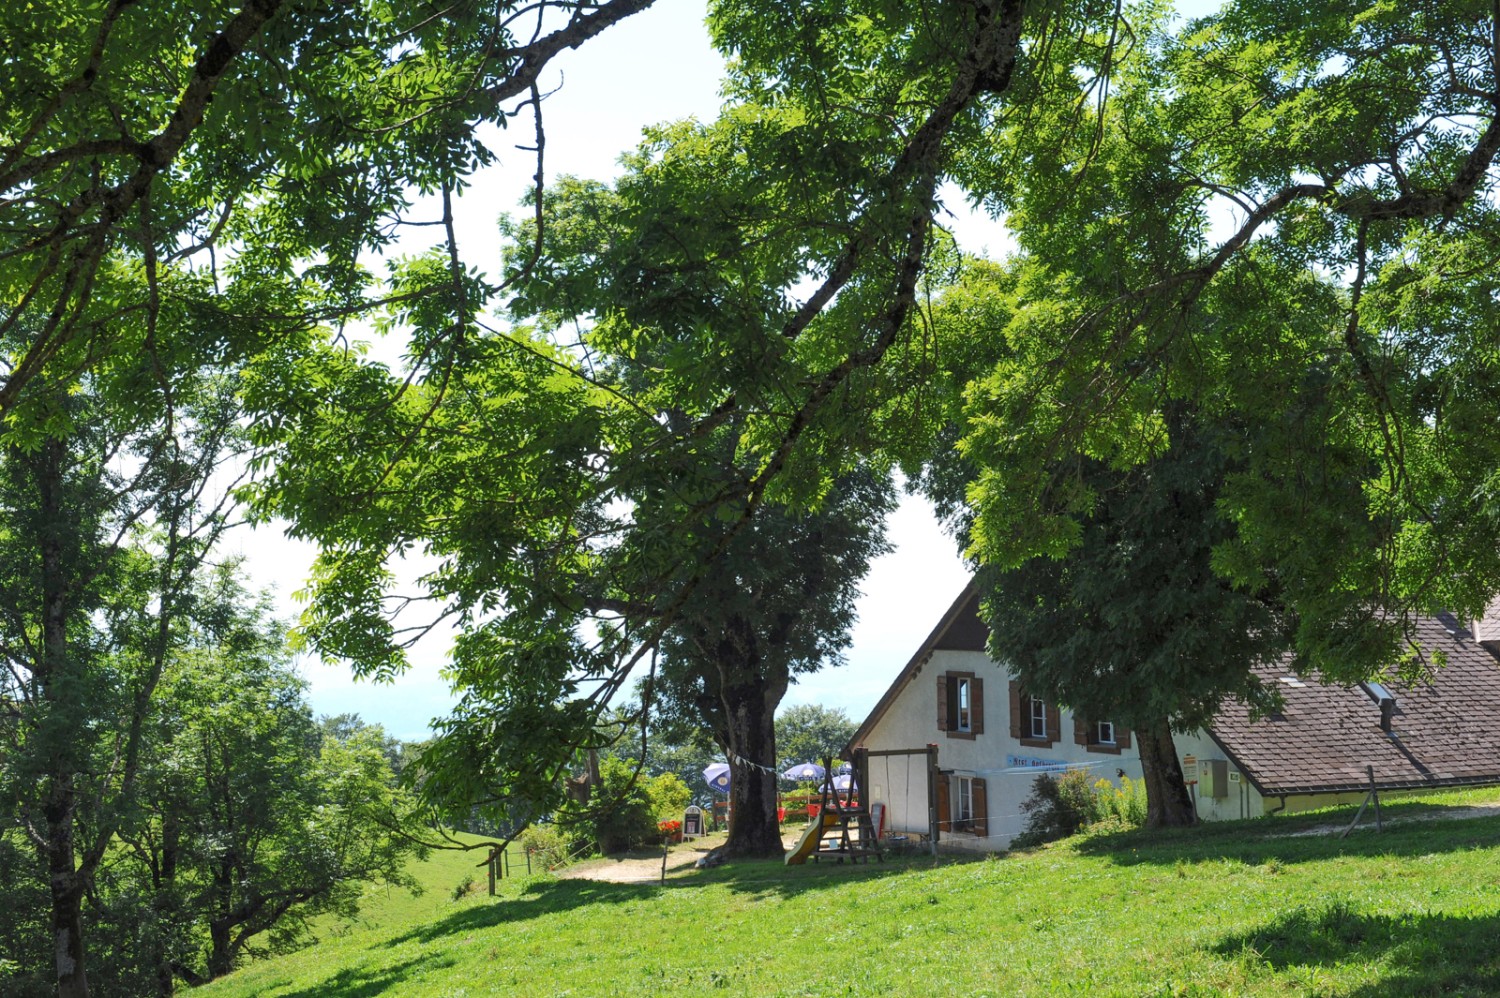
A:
[{"xmin": 1361, "ymin": 682, "xmax": 1397, "ymax": 733}]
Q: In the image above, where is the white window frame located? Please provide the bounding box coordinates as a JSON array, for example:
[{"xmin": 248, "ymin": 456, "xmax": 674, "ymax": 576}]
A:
[
  {"xmin": 955, "ymin": 776, "xmax": 973, "ymax": 831},
  {"xmin": 1029, "ymin": 695, "xmax": 1047, "ymax": 739},
  {"xmin": 955, "ymin": 677, "xmax": 972, "ymax": 733},
  {"xmin": 1094, "ymin": 720, "xmax": 1115, "ymax": 745}
]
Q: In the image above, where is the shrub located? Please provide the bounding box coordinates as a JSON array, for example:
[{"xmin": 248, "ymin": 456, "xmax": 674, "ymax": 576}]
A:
[
  {"xmin": 1014, "ymin": 773, "xmax": 1087, "ymax": 847},
  {"xmin": 518, "ymin": 824, "xmax": 571, "ymax": 868},
  {"xmin": 645, "ymin": 772, "xmax": 692, "ymax": 823},
  {"xmin": 1014, "ymin": 770, "xmax": 1150, "ymax": 847}
]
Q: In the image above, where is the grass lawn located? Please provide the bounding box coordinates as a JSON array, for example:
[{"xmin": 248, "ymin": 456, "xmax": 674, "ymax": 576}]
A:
[{"xmin": 199, "ymin": 792, "xmax": 1500, "ymax": 996}]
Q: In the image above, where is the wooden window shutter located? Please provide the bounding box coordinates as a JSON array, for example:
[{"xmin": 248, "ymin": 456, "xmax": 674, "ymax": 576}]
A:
[
  {"xmin": 1118, "ymin": 726, "xmax": 1132, "ymax": 749},
  {"xmin": 1046, "ymin": 702, "xmax": 1061, "ymax": 744},
  {"xmin": 935, "ymin": 773, "xmax": 951, "ymax": 835},
  {"xmin": 936, "ymin": 675, "xmax": 949, "ymax": 731},
  {"xmin": 1074, "ymin": 714, "xmax": 1088, "ymax": 746},
  {"xmin": 971, "ymin": 777, "xmax": 988, "ymax": 838},
  {"xmin": 971, "ymin": 677, "xmax": 984, "ymax": 735},
  {"xmin": 1008, "ymin": 681, "xmax": 1022, "ymax": 739}
]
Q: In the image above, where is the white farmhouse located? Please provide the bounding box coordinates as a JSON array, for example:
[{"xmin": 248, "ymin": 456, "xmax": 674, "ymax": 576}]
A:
[{"xmin": 849, "ymin": 583, "xmax": 1500, "ymax": 851}]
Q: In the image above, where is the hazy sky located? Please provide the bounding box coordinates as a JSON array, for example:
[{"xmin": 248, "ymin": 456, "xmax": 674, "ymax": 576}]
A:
[{"xmin": 225, "ymin": 0, "xmax": 1042, "ymax": 740}]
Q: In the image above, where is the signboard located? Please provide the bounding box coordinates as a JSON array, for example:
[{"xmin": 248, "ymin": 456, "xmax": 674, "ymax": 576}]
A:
[
  {"xmin": 682, "ymin": 805, "xmax": 704, "ymax": 839},
  {"xmin": 1005, "ymin": 754, "xmax": 1069, "ymax": 771}
]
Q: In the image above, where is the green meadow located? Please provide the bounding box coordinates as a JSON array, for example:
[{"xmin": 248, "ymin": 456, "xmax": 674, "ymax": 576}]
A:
[{"xmin": 200, "ymin": 794, "xmax": 1500, "ymax": 997}]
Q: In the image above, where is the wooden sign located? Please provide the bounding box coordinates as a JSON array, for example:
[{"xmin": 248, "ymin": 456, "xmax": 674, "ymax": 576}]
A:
[{"xmin": 682, "ymin": 805, "xmax": 704, "ymax": 839}]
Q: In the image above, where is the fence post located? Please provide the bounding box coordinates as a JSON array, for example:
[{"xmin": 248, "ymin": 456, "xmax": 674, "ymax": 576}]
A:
[
  {"xmin": 927, "ymin": 743, "xmax": 939, "ymax": 856},
  {"xmin": 487, "ymin": 848, "xmax": 497, "ymax": 896}
]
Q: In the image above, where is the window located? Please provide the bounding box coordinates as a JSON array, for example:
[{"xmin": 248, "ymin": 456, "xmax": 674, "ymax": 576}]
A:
[
  {"xmin": 1029, "ymin": 695, "xmax": 1048, "ymax": 739},
  {"xmin": 1075, "ymin": 715, "xmax": 1131, "ymax": 753},
  {"xmin": 1009, "ymin": 681, "xmax": 1059, "ymax": 748},
  {"xmin": 937, "ymin": 672, "xmax": 982, "ymax": 739},
  {"xmin": 937, "ymin": 773, "xmax": 988, "ymax": 837},
  {"xmin": 955, "ymin": 776, "xmax": 973, "ymax": 831}
]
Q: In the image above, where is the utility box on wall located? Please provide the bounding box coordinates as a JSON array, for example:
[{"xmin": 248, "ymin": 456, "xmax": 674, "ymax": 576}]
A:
[{"xmin": 1199, "ymin": 759, "xmax": 1230, "ymax": 799}]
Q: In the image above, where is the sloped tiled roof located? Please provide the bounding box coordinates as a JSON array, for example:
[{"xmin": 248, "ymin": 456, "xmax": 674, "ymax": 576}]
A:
[
  {"xmin": 1209, "ymin": 614, "xmax": 1500, "ymax": 795},
  {"xmin": 851, "ymin": 584, "xmax": 1500, "ymax": 797}
]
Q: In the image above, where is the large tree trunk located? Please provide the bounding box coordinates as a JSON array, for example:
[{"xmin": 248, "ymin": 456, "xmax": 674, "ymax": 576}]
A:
[
  {"xmin": 1137, "ymin": 717, "xmax": 1196, "ymax": 827},
  {"xmin": 718, "ymin": 674, "xmax": 786, "ymax": 858}
]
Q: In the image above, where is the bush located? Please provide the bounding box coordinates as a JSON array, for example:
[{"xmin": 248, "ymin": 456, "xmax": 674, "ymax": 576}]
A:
[
  {"xmin": 1014, "ymin": 773, "xmax": 1088, "ymax": 847},
  {"xmin": 1013, "ymin": 770, "xmax": 1149, "ymax": 847},
  {"xmin": 645, "ymin": 771, "xmax": 691, "ymax": 823},
  {"xmin": 518, "ymin": 824, "xmax": 571, "ymax": 868},
  {"xmin": 564, "ymin": 756, "xmax": 701, "ymax": 854}
]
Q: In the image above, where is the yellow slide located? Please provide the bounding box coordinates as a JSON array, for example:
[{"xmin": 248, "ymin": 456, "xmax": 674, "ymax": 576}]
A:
[{"xmin": 784, "ymin": 811, "xmax": 839, "ymax": 865}]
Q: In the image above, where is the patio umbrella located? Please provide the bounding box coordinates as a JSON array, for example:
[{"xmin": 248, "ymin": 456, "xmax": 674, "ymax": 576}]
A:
[
  {"xmin": 835, "ymin": 761, "xmax": 853, "ymax": 775},
  {"xmin": 781, "ymin": 762, "xmax": 825, "ymax": 781},
  {"xmin": 820, "ymin": 774, "xmax": 854, "ymax": 793},
  {"xmin": 702, "ymin": 763, "xmax": 731, "ymax": 794}
]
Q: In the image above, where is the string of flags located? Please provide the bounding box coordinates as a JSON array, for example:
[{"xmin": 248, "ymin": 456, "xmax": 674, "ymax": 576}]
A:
[{"xmin": 725, "ymin": 749, "xmax": 782, "ymax": 776}]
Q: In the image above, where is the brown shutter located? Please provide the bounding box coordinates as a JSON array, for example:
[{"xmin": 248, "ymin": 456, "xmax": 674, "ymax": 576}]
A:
[
  {"xmin": 1074, "ymin": 713, "xmax": 1088, "ymax": 746},
  {"xmin": 971, "ymin": 777, "xmax": 988, "ymax": 838},
  {"xmin": 1046, "ymin": 702, "xmax": 1061, "ymax": 745},
  {"xmin": 1118, "ymin": 726, "xmax": 1132, "ymax": 749},
  {"xmin": 1008, "ymin": 681, "xmax": 1022, "ymax": 739},
  {"xmin": 936, "ymin": 675, "xmax": 949, "ymax": 731},
  {"xmin": 971, "ymin": 677, "xmax": 984, "ymax": 735},
  {"xmin": 935, "ymin": 773, "xmax": 951, "ymax": 836}
]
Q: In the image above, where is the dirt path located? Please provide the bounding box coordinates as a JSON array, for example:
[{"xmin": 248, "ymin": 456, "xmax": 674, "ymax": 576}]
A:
[
  {"xmin": 1275, "ymin": 800, "xmax": 1500, "ymax": 838},
  {"xmin": 557, "ymin": 827, "xmax": 811, "ymax": 883}
]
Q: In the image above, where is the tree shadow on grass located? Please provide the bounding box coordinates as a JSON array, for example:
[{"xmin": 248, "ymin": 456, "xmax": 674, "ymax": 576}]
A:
[
  {"xmin": 268, "ymin": 953, "xmax": 454, "ymax": 998},
  {"xmin": 385, "ymin": 851, "xmax": 953, "ymax": 948},
  {"xmin": 1211, "ymin": 900, "xmax": 1500, "ymax": 996},
  {"xmin": 1069, "ymin": 808, "xmax": 1500, "ymax": 869}
]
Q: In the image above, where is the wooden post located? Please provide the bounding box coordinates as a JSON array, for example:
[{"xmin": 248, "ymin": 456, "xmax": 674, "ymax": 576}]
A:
[
  {"xmin": 927, "ymin": 743, "xmax": 940, "ymax": 856},
  {"xmin": 854, "ymin": 746, "xmax": 870, "ymax": 815},
  {"xmin": 487, "ymin": 847, "xmax": 497, "ymax": 896},
  {"xmin": 1369, "ymin": 765, "xmax": 1383, "ymax": 831}
]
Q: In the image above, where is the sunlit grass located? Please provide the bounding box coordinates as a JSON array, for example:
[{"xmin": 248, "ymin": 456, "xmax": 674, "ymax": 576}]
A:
[{"xmin": 199, "ymin": 790, "xmax": 1500, "ymax": 996}]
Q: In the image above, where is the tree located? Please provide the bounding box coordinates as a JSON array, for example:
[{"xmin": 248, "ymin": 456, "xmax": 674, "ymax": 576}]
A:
[
  {"xmin": 257, "ymin": 0, "xmax": 1500, "ymax": 876},
  {"xmin": 974, "ymin": 410, "xmax": 1295, "ymax": 827},
  {"xmin": 775, "ymin": 704, "xmax": 857, "ymax": 770},
  {"xmin": 124, "ymin": 605, "xmax": 424, "ymax": 986},
  {"xmin": 0, "ymin": 0, "xmax": 658, "ymax": 422},
  {"xmin": 956, "ymin": 0, "xmax": 1500, "ymax": 678},
  {"xmin": 645, "ymin": 472, "xmax": 894, "ymax": 857},
  {"xmin": 0, "ymin": 356, "xmax": 245, "ymax": 996}
]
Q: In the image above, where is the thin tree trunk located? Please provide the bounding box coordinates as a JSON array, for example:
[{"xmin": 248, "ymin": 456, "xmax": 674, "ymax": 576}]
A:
[
  {"xmin": 37, "ymin": 437, "xmax": 91, "ymax": 998},
  {"xmin": 1136, "ymin": 717, "xmax": 1195, "ymax": 827},
  {"xmin": 45, "ymin": 791, "xmax": 88, "ymax": 998}
]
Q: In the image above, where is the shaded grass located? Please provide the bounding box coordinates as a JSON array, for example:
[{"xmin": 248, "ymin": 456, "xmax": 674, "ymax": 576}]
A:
[{"xmin": 199, "ymin": 793, "xmax": 1500, "ymax": 997}]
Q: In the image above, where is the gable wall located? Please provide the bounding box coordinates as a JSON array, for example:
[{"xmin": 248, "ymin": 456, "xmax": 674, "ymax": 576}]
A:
[{"xmin": 862, "ymin": 648, "xmax": 1162, "ymax": 851}]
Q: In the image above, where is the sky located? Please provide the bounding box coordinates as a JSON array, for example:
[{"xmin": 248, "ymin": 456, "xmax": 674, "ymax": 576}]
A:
[{"xmin": 224, "ymin": 0, "xmax": 1029, "ymax": 741}]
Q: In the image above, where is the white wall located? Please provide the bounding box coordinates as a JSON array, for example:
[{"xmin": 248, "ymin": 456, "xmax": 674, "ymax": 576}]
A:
[
  {"xmin": 1171, "ymin": 729, "xmax": 1266, "ymax": 821},
  {"xmin": 861, "ymin": 648, "xmax": 1149, "ymax": 851}
]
